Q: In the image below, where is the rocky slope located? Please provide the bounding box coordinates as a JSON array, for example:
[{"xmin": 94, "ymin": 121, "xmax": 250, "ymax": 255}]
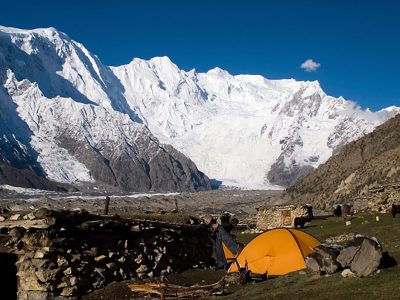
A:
[
  {"xmin": 0, "ymin": 26, "xmax": 210, "ymax": 192},
  {"xmin": 285, "ymin": 114, "xmax": 400, "ymax": 209}
]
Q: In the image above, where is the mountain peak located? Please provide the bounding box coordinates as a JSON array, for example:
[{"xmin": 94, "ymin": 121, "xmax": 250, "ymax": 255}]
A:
[
  {"xmin": 149, "ymin": 56, "xmax": 175, "ymax": 66},
  {"xmin": 206, "ymin": 67, "xmax": 231, "ymax": 77},
  {"xmin": 0, "ymin": 25, "xmax": 63, "ymax": 37}
]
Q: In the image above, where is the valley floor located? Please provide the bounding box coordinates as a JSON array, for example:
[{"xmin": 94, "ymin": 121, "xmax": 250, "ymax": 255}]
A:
[{"xmin": 0, "ymin": 188, "xmax": 283, "ymax": 215}]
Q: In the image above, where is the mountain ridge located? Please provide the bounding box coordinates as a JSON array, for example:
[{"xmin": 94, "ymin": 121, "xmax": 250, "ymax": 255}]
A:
[{"xmin": 0, "ymin": 25, "xmax": 398, "ymax": 190}]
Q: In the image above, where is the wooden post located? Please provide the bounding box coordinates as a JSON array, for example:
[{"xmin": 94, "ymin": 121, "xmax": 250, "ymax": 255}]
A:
[
  {"xmin": 174, "ymin": 199, "xmax": 178, "ymax": 212},
  {"xmin": 104, "ymin": 196, "xmax": 110, "ymax": 215}
]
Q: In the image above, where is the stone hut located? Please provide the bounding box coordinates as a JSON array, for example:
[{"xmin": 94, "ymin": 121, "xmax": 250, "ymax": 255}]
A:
[
  {"xmin": 0, "ymin": 208, "xmax": 214, "ymax": 299},
  {"xmin": 256, "ymin": 205, "xmax": 309, "ymax": 230}
]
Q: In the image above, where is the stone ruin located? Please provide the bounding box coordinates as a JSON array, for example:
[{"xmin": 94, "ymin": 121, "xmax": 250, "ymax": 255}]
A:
[
  {"xmin": 256, "ymin": 205, "xmax": 309, "ymax": 230},
  {"xmin": 0, "ymin": 208, "xmax": 214, "ymax": 299}
]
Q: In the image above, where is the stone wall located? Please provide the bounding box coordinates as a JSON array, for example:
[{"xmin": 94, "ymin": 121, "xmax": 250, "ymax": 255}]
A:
[
  {"xmin": 0, "ymin": 209, "xmax": 214, "ymax": 299},
  {"xmin": 256, "ymin": 205, "xmax": 308, "ymax": 230}
]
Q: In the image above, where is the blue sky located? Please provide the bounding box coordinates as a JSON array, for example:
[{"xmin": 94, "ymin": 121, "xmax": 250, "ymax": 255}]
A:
[{"xmin": 1, "ymin": 0, "xmax": 399, "ymax": 110}]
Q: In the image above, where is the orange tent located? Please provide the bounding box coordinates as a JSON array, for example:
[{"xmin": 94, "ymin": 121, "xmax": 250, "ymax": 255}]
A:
[{"xmin": 228, "ymin": 228, "xmax": 320, "ymax": 275}]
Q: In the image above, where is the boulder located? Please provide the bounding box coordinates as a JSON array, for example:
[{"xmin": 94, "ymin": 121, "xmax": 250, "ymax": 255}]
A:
[
  {"xmin": 306, "ymin": 244, "xmax": 342, "ymax": 274},
  {"xmin": 337, "ymin": 245, "xmax": 359, "ymax": 267},
  {"xmin": 337, "ymin": 235, "xmax": 382, "ymax": 277}
]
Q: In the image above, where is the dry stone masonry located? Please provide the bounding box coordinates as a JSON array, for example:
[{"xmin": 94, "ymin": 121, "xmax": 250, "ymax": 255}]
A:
[
  {"xmin": 256, "ymin": 205, "xmax": 309, "ymax": 230},
  {"xmin": 0, "ymin": 208, "xmax": 214, "ymax": 299}
]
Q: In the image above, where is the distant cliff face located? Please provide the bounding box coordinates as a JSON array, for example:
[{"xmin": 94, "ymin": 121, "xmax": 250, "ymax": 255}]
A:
[
  {"xmin": 0, "ymin": 25, "xmax": 398, "ymax": 191},
  {"xmin": 285, "ymin": 114, "xmax": 400, "ymax": 209}
]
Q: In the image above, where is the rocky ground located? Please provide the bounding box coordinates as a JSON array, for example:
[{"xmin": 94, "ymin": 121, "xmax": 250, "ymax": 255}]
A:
[{"xmin": 0, "ymin": 188, "xmax": 284, "ymax": 216}]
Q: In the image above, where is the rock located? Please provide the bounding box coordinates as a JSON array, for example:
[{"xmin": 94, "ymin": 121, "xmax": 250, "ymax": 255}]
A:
[
  {"xmin": 0, "ymin": 215, "xmax": 5, "ymax": 221},
  {"xmin": 9, "ymin": 227, "xmax": 24, "ymax": 238},
  {"xmin": 106, "ymin": 262, "xmax": 118, "ymax": 271},
  {"xmin": 337, "ymin": 245, "xmax": 359, "ymax": 268},
  {"xmin": 350, "ymin": 237, "xmax": 382, "ymax": 277},
  {"xmin": 34, "ymin": 250, "xmax": 47, "ymax": 259},
  {"xmin": 92, "ymin": 276, "xmax": 106, "ymax": 289},
  {"xmin": 130, "ymin": 225, "xmax": 140, "ymax": 232},
  {"xmin": 35, "ymin": 268, "xmax": 62, "ymax": 282},
  {"xmin": 341, "ymin": 269, "xmax": 356, "ymax": 278},
  {"xmin": 119, "ymin": 268, "xmax": 127, "ymax": 279},
  {"xmin": 9, "ymin": 214, "xmax": 21, "ymax": 221},
  {"xmin": 201, "ymin": 215, "xmax": 215, "ymax": 226},
  {"xmin": 18, "ymin": 278, "xmax": 55, "ymax": 292},
  {"xmin": 299, "ymin": 270, "xmax": 306, "ymax": 275},
  {"xmin": 95, "ymin": 267, "xmax": 106, "ymax": 278},
  {"xmin": 18, "ymin": 291, "xmax": 55, "ymax": 300},
  {"xmin": 337, "ymin": 236, "xmax": 382, "ymax": 277},
  {"xmin": 71, "ymin": 254, "xmax": 81, "ymax": 263},
  {"xmin": 57, "ymin": 281, "xmax": 68, "ymax": 288},
  {"xmin": 85, "ymin": 247, "xmax": 98, "ymax": 257},
  {"xmin": 57, "ymin": 256, "xmax": 69, "ymax": 268},
  {"xmin": 60, "ymin": 286, "xmax": 78, "ymax": 297},
  {"xmin": 135, "ymin": 254, "xmax": 144, "ymax": 264},
  {"xmin": 69, "ymin": 276, "xmax": 78, "ymax": 286},
  {"xmin": 94, "ymin": 255, "xmax": 107, "ymax": 263},
  {"xmin": 63, "ymin": 267, "xmax": 73, "ymax": 275},
  {"xmin": 33, "ymin": 208, "xmax": 52, "ymax": 219},
  {"xmin": 27, "ymin": 213, "xmax": 37, "ymax": 220},
  {"xmin": 136, "ymin": 264, "xmax": 148, "ymax": 273},
  {"xmin": 154, "ymin": 251, "xmax": 163, "ymax": 262},
  {"xmin": 306, "ymin": 245, "xmax": 341, "ymax": 274},
  {"xmin": 223, "ymin": 272, "xmax": 242, "ymax": 285},
  {"xmin": 31, "ymin": 259, "xmax": 56, "ymax": 270}
]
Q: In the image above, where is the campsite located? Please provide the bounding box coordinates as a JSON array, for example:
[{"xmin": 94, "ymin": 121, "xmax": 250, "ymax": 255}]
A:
[
  {"xmin": 77, "ymin": 209, "xmax": 400, "ymax": 300},
  {"xmin": 1, "ymin": 2, "xmax": 400, "ymax": 299}
]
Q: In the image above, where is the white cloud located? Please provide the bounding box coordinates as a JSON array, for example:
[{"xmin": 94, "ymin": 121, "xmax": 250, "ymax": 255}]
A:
[{"xmin": 300, "ymin": 59, "xmax": 321, "ymax": 72}]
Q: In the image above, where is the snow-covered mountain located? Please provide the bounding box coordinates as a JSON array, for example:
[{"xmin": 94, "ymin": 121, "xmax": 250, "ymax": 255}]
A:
[
  {"xmin": 112, "ymin": 57, "xmax": 399, "ymax": 188},
  {"xmin": 0, "ymin": 26, "xmax": 210, "ymax": 191},
  {"xmin": 0, "ymin": 26, "xmax": 398, "ymax": 190}
]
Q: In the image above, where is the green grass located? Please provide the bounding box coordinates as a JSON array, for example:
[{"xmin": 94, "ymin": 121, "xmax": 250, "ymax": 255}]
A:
[{"xmin": 182, "ymin": 213, "xmax": 400, "ymax": 299}]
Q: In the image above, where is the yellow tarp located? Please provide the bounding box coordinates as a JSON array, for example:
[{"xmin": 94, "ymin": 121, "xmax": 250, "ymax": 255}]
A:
[{"xmin": 228, "ymin": 228, "xmax": 320, "ymax": 275}]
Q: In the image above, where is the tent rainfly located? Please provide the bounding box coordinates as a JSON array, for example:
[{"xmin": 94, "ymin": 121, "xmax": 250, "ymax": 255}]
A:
[{"xmin": 228, "ymin": 228, "xmax": 320, "ymax": 275}]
